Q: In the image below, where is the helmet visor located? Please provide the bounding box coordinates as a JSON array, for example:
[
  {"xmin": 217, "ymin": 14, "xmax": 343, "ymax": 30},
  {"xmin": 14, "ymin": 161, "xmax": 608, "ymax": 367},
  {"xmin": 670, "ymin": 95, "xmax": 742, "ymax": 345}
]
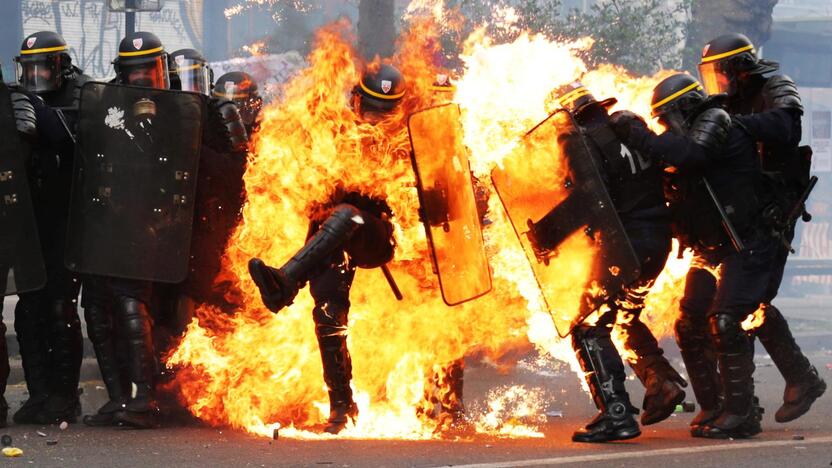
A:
[
  {"xmin": 173, "ymin": 59, "xmax": 211, "ymax": 95},
  {"xmin": 16, "ymin": 54, "xmax": 62, "ymax": 93},
  {"xmin": 118, "ymin": 56, "xmax": 170, "ymax": 89},
  {"xmin": 698, "ymin": 61, "xmax": 731, "ymax": 95}
]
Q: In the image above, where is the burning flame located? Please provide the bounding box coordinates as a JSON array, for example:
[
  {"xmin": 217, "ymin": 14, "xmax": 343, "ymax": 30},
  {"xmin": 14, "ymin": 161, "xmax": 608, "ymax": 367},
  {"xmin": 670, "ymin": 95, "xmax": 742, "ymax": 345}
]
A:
[
  {"xmin": 168, "ymin": 9, "xmax": 689, "ymax": 440},
  {"xmin": 741, "ymin": 307, "xmax": 766, "ymax": 331}
]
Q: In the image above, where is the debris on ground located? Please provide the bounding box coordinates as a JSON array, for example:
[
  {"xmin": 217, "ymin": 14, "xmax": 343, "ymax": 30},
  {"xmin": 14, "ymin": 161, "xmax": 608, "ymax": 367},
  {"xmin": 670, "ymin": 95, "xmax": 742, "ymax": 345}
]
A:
[
  {"xmin": 36, "ymin": 431, "xmax": 46, "ymax": 437},
  {"xmin": 272, "ymin": 428, "xmax": 279, "ymax": 440},
  {"xmin": 793, "ymin": 435, "xmax": 805, "ymax": 441},
  {"xmin": 46, "ymin": 440, "xmax": 58, "ymax": 446},
  {"xmin": 2, "ymin": 447, "xmax": 23, "ymax": 457},
  {"xmin": 59, "ymin": 421, "xmax": 69, "ymax": 431},
  {"xmin": 545, "ymin": 410, "xmax": 563, "ymax": 418},
  {"xmin": 675, "ymin": 402, "xmax": 696, "ymax": 413}
]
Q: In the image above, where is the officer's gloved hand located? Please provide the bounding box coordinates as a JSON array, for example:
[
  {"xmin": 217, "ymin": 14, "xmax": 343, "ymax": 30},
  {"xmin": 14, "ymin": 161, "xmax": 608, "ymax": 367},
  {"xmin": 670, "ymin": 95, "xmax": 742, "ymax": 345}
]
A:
[{"xmin": 609, "ymin": 110, "xmax": 651, "ymax": 151}]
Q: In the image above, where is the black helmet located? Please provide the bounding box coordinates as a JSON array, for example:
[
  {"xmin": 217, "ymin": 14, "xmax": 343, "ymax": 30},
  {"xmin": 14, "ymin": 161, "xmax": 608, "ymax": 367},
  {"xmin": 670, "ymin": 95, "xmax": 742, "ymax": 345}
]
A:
[
  {"xmin": 650, "ymin": 73, "xmax": 707, "ymax": 134},
  {"xmin": 169, "ymin": 48, "xmax": 213, "ymax": 95},
  {"xmin": 552, "ymin": 81, "xmax": 617, "ymax": 119},
  {"xmin": 113, "ymin": 31, "xmax": 169, "ymax": 89},
  {"xmin": 213, "ymin": 71, "xmax": 263, "ymax": 127},
  {"xmin": 354, "ymin": 64, "xmax": 405, "ymax": 116},
  {"xmin": 698, "ymin": 33, "xmax": 779, "ymax": 96},
  {"xmin": 14, "ymin": 31, "xmax": 73, "ymax": 93}
]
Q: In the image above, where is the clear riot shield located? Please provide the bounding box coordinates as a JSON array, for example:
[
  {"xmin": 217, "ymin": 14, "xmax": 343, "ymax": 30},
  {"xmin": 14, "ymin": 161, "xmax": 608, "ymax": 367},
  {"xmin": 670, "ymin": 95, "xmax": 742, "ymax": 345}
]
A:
[
  {"xmin": 65, "ymin": 82, "xmax": 206, "ymax": 283},
  {"xmin": 491, "ymin": 110, "xmax": 640, "ymax": 337},
  {"xmin": 0, "ymin": 83, "xmax": 46, "ymax": 295},
  {"xmin": 408, "ymin": 104, "xmax": 492, "ymax": 306}
]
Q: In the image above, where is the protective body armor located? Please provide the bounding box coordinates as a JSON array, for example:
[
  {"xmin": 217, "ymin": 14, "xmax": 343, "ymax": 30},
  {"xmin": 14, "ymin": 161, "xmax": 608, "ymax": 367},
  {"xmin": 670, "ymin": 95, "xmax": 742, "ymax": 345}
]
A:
[{"xmin": 577, "ymin": 106, "xmax": 665, "ymax": 216}]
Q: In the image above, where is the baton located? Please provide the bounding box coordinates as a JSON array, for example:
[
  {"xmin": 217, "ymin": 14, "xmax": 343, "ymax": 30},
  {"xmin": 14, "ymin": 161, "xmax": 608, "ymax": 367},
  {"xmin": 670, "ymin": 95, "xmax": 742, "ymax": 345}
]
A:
[
  {"xmin": 780, "ymin": 175, "xmax": 819, "ymax": 254},
  {"xmin": 703, "ymin": 178, "xmax": 745, "ymax": 253},
  {"xmin": 381, "ymin": 264, "xmax": 403, "ymax": 301}
]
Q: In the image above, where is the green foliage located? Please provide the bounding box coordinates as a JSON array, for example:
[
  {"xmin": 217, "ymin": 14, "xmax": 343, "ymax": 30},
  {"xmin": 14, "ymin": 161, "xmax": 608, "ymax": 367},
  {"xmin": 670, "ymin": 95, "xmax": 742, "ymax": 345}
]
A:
[{"xmin": 445, "ymin": 0, "xmax": 691, "ymax": 75}]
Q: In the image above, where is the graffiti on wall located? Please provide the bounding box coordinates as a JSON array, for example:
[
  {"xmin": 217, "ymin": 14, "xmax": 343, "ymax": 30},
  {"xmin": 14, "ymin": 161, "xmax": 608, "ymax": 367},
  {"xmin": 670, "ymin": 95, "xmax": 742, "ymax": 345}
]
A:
[{"xmin": 21, "ymin": 0, "xmax": 202, "ymax": 79}]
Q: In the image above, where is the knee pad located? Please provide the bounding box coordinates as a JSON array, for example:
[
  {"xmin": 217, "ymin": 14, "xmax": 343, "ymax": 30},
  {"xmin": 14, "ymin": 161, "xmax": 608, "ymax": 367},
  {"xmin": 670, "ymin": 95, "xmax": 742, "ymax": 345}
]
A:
[
  {"xmin": 345, "ymin": 213, "xmax": 395, "ymax": 269},
  {"xmin": 708, "ymin": 312, "xmax": 747, "ymax": 351}
]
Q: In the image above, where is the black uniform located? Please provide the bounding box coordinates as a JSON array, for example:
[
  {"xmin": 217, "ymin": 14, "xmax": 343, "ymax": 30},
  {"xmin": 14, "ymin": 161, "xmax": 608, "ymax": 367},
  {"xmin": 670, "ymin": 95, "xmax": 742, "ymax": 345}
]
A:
[
  {"xmin": 554, "ymin": 84, "xmax": 685, "ymax": 443},
  {"xmin": 613, "ymin": 74, "xmax": 777, "ymax": 439},
  {"xmin": 12, "ymin": 31, "xmax": 90, "ymax": 424},
  {"xmin": 697, "ymin": 32, "xmax": 825, "ymax": 423}
]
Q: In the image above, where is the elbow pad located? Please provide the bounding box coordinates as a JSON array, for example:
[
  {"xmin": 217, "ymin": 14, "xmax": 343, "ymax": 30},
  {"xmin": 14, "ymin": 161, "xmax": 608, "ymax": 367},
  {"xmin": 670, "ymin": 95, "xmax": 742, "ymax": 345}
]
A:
[
  {"xmin": 210, "ymin": 99, "xmax": 249, "ymax": 153},
  {"xmin": 10, "ymin": 91, "xmax": 37, "ymax": 139},
  {"xmin": 762, "ymin": 75, "xmax": 803, "ymax": 113},
  {"xmin": 688, "ymin": 108, "xmax": 730, "ymax": 153}
]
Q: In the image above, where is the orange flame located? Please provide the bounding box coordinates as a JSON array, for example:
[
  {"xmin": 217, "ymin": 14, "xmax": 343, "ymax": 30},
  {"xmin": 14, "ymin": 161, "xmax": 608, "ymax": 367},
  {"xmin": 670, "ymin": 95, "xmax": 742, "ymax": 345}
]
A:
[
  {"xmin": 741, "ymin": 307, "xmax": 766, "ymax": 331},
  {"xmin": 168, "ymin": 14, "xmax": 688, "ymax": 440}
]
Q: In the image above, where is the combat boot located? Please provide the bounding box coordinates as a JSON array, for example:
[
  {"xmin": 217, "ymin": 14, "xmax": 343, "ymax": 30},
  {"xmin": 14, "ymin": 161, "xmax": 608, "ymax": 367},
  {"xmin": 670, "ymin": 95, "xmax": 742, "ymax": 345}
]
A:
[
  {"xmin": 775, "ymin": 367, "xmax": 826, "ymax": 423},
  {"xmin": 13, "ymin": 297, "xmax": 51, "ymax": 425},
  {"xmin": 83, "ymin": 303, "xmax": 130, "ymax": 427},
  {"xmin": 0, "ymin": 397, "xmax": 7, "ymax": 428},
  {"xmin": 572, "ymin": 332, "xmax": 641, "ymax": 443},
  {"xmin": 698, "ymin": 313, "xmax": 757, "ymax": 439},
  {"xmin": 757, "ymin": 305, "xmax": 827, "ymax": 423},
  {"xmin": 249, "ymin": 204, "xmax": 364, "ymax": 313},
  {"xmin": 322, "ymin": 396, "xmax": 359, "ymax": 435},
  {"xmin": 314, "ymin": 301, "xmax": 357, "ymax": 435},
  {"xmin": 633, "ymin": 358, "xmax": 687, "ymax": 426},
  {"xmin": 675, "ymin": 313, "xmax": 723, "ymax": 436},
  {"xmin": 111, "ymin": 297, "xmax": 159, "ymax": 429}
]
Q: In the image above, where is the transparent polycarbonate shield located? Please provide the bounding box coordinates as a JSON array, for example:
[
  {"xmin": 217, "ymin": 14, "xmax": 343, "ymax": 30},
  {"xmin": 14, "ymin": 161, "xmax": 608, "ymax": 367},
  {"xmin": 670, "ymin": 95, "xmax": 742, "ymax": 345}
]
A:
[
  {"xmin": 65, "ymin": 82, "xmax": 206, "ymax": 283},
  {"xmin": 408, "ymin": 104, "xmax": 492, "ymax": 306},
  {"xmin": 0, "ymin": 83, "xmax": 46, "ymax": 295},
  {"xmin": 491, "ymin": 110, "xmax": 640, "ymax": 337}
]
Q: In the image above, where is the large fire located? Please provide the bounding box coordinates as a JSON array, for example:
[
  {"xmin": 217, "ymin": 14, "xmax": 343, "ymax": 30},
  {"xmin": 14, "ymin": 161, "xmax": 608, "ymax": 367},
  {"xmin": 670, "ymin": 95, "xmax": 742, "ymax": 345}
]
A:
[{"xmin": 167, "ymin": 8, "xmax": 692, "ymax": 440}]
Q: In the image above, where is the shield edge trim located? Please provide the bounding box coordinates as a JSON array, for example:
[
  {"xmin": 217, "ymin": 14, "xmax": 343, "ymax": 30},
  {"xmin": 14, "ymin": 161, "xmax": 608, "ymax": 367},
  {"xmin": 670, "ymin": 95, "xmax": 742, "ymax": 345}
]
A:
[{"xmin": 407, "ymin": 103, "xmax": 493, "ymax": 307}]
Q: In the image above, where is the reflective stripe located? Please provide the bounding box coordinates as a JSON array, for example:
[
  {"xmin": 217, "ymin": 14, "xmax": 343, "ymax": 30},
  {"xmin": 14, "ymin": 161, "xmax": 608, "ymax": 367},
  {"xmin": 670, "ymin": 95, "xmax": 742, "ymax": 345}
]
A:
[
  {"xmin": 359, "ymin": 80, "xmax": 405, "ymax": 100},
  {"xmin": 174, "ymin": 63, "xmax": 204, "ymax": 72},
  {"xmin": 700, "ymin": 44, "xmax": 754, "ymax": 63},
  {"xmin": 213, "ymin": 91, "xmax": 250, "ymax": 99},
  {"xmin": 19, "ymin": 45, "xmax": 68, "ymax": 55},
  {"xmin": 119, "ymin": 46, "xmax": 164, "ymax": 57},
  {"xmin": 651, "ymin": 82, "xmax": 703, "ymax": 110},
  {"xmin": 558, "ymin": 87, "xmax": 591, "ymax": 107}
]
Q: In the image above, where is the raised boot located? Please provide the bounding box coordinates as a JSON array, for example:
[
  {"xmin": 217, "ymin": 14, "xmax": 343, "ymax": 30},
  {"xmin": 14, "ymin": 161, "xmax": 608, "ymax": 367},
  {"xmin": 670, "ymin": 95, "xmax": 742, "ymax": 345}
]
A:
[
  {"xmin": 83, "ymin": 304, "xmax": 129, "ymax": 427},
  {"xmin": 13, "ymin": 296, "xmax": 51, "ymax": 424},
  {"xmin": 675, "ymin": 313, "xmax": 723, "ymax": 437},
  {"xmin": 111, "ymin": 297, "xmax": 159, "ymax": 429},
  {"xmin": 757, "ymin": 305, "xmax": 827, "ymax": 423},
  {"xmin": 630, "ymin": 355, "xmax": 687, "ymax": 426},
  {"xmin": 700, "ymin": 313, "xmax": 759, "ymax": 439},
  {"xmin": 249, "ymin": 204, "xmax": 364, "ymax": 313},
  {"xmin": 571, "ymin": 332, "xmax": 640, "ymax": 443}
]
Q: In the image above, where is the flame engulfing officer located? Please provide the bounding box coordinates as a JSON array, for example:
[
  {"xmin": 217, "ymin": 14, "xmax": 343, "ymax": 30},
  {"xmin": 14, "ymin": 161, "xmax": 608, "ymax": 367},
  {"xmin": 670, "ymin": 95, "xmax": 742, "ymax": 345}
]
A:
[
  {"xmin": 698, "ymin": 33, "xmax": 826, "ymax": 423},
  {"xmin": 551, "ymin": 83, "xmax": 687, "ymax": 443},
  {"xmin": 213, "ymin": 71, "xmax": 264, "ymax": 137},
  {"xmin": 11, "ymin": 31, "xmax": 90, "ymax": 424},
  {"xmin": 610, "ymin": 73, "xmax": 777, "ymax": 439},
  {"xmin": 248, "ymin": 64, "xmax": 404, "ymax": 434},
  {"xmin": 77, "ymin": 32, "xmax": 198, "ymax": 429},
  {"xmin": 0, "ymin": 64, "xmax": 41, "ymax": 426}
]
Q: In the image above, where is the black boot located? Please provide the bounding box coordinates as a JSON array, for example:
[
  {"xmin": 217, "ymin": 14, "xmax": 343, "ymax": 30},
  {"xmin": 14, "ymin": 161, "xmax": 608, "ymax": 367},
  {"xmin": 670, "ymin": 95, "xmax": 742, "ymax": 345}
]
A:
[
  {"xmin": 111, "ymin": 297, "xmax": 159, "ymax": 429},
  {"xmin": 314, "ymin": 304, "xmax": 357, "ymax": 435},
  {"xmin": 13, "ymin": 296, "xmax": 51, "ymax": 424},
  {"xmin": 0, "ymin": 397, "xmax": 7, "ymax": 428},
  {"xmin": 442, "ymin": 359, "xmax": 466, "ymax": 424},
  {"xmin": 699, "ymin": 313, "xmax": 759, "ymax": 439},
  {"xmin": 83, "ymin": 304, "xmax": 130, "ymax": 427},
  {"xmin": 630, "ymin": 354, "xmax": 687, "ymax": 426},
  {"xmin": 675, "ymin": 313, "xmax": 723, "ymax": 436},
  {"xmin": 571, "ymin": 332, "xmax": 640, "ymax": 443},
  {"xmin": 757, "ymin": 305, "xmax": 827, "ymax": 423},
  {"xmin": 37, "ymin": 299, "xmax": 84, "ymax": 424},
  {"xmin": 249, "ymin": 204, "xmax": 364, "ymax": 313}
]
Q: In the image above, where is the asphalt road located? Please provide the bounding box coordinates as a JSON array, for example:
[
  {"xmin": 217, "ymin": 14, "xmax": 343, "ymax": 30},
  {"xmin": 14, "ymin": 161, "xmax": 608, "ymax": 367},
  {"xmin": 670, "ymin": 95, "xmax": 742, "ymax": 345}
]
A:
[{"xmin": 0, "ymin": 297, "xmax": 829, "ymax": 467}]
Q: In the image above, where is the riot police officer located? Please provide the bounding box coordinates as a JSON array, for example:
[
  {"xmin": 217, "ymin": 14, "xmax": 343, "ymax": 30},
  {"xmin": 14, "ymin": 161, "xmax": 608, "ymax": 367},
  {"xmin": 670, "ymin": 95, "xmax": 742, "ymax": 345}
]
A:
[
  {"xmin": 698, "ymin": 33, "xmax": 826, "ymax": 423},
  {"xmin": 551, "ymin": 83, "xmax": 687, "ymax": 443},
  {"xmin": 81, "ymin": 31, "xmax": 173, "ymax": 429},
  {"xmin": 213, "ymin": 71, "xmax": 263, "ymax": 136},
  {"xmin": 248, "ymin": 64, "xmax": 403, "ymax": 434},
  {"xmin": 0, "ymin": 64, "xmax": 40, "ymax": 426},
  {"xmin": 12, "ymin": 31, "xmax": 90, "ymax": 424},
  {"xmin": 611, "ymin": 73, "xmax": 776, "ymax": 439}
]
